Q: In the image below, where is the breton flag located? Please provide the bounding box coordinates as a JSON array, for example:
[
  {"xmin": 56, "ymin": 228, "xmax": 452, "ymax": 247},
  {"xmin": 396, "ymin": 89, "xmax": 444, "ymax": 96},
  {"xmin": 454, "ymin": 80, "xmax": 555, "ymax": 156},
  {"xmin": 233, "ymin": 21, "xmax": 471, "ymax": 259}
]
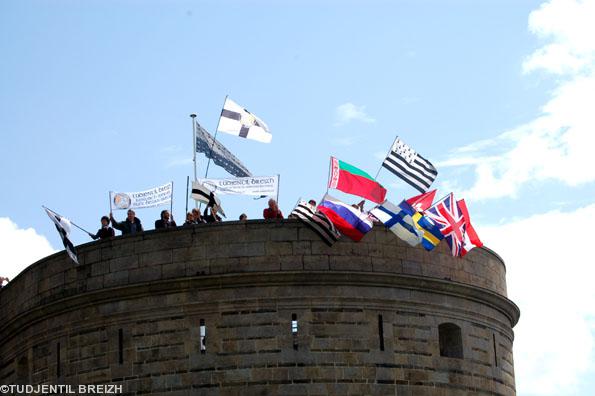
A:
[
  {"xmin": 44, "ymin": 207, "xmax": 79, "ymax": 264},
  {"xmin": 290, "ymin": 201, "xmax": 341, "ymax": 247},
  {"xmin": 218, "ymin": 98, "xmax": 272, "ymax": 143},
  {"xmin": 382, "ymin": 136, "xmax": 438, "ymax": 193},
  {"xmin": 191, "ymin": 181, "xmax": 227, "ymax": 218},
  {"xmin": 318, "ymin": 194, "xmax": 374, "ymax": 242},
  {"xmin": 328, "ymin": 157, "xmax": 387, "ymax": 204},
  {"xmin": 457, "ymin": 199, "xmax": 483, "ymax": 257},
  {"xmin": 425, "ymin": 193, "xmax": 466, "ymax": 257},
  {"xmin": 195, "ymin": 121, "xmax": 252, "ymax": 178},
  {"xmin": 370, "ymin": 200, "xmax": 422, "ymax": 247}
]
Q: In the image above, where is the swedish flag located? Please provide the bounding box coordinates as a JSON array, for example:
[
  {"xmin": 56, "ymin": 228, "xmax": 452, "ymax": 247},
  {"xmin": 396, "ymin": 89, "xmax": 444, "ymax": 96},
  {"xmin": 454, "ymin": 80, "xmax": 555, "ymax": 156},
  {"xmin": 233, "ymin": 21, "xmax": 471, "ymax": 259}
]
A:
[{"xmin": 412, "ymin": 212, "xmax": 444, "ymax": 251}]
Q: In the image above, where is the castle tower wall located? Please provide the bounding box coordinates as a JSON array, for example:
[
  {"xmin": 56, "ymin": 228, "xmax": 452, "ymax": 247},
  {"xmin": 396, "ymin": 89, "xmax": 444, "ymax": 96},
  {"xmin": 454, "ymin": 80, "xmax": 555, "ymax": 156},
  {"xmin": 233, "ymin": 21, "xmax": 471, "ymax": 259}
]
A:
[{"xmin": 0, "ymin": 220, "xmax": 519, "ymax": 395}]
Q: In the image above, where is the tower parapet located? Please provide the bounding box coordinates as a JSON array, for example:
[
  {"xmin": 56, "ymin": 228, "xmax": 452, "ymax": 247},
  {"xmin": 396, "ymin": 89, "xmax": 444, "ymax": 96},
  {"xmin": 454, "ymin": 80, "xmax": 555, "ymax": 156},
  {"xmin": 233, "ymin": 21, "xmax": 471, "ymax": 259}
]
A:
[{"xmin": 0, "ymin": 220, "xmax": 519, "ymax": 395}]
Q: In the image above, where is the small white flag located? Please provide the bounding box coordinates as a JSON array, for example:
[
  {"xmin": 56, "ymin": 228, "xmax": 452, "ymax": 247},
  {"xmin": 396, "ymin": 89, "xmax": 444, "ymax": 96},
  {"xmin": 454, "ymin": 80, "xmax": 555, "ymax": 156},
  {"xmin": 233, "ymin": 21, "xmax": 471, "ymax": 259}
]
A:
[{"xmin": 218, "ymin": 98, "xmax": 272, "ymax": 143}]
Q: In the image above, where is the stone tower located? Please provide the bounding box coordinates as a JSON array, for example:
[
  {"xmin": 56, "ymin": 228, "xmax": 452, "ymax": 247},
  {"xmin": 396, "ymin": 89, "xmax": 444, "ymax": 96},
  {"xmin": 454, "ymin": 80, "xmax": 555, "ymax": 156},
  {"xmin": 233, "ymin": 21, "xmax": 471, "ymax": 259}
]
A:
[{"xmin": 0, "ymin": 220, "xmax": 519, "ymax": 395}]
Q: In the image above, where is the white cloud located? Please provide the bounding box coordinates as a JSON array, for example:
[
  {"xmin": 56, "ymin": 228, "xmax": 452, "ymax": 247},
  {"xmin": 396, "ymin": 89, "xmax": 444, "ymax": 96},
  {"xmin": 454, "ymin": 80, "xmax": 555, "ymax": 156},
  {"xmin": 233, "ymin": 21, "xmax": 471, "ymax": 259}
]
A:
[
  {"xmin": 481, "ymin": 203, "xmax": 595, "ymax": 395},
  {"xmin": 443, "ymin": 0, "xmax": 595, "ymax": 201},
  {"xmin": 334, "ymin": 102, "xmax": 375, "ymax": 126},
  {"xmin": 0, "ymin": 218, "xmax": 55, "ymax": 282}
]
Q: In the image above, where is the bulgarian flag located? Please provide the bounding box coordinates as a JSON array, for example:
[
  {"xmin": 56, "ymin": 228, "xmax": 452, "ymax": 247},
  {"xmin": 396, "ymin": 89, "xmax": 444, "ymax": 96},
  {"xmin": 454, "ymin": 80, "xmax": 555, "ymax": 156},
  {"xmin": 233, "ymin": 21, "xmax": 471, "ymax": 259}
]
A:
[
  {"xmin": 328, "ymin": 157, "xmax": 387, "ymax": 204},
  {"xmin": 318, "ymin": 194, "xmax": 374, "ymax": 242}
]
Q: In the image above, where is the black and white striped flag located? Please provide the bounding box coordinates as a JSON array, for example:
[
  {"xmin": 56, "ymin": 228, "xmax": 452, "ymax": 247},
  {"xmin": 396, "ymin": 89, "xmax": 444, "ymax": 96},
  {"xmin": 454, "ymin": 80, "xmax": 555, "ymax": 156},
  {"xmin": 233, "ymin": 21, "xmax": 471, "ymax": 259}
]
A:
[
  {"xmin": 195, "ymin": 121, "xmax": 252, "ymax": 178},
  {"xmin": 44, "ymin": 208, "xmax": 79, "ymax": 264},
  {"xmin": 382, "ymin": 136, "xmax": 438, "ymax": 193},
  {"xmin": 191, "ymin": 181, "xmax": 226, "ymax": 218},
  {"xmin": 290, "ymin": 201, "xmax": 341, "ymax": 247}
]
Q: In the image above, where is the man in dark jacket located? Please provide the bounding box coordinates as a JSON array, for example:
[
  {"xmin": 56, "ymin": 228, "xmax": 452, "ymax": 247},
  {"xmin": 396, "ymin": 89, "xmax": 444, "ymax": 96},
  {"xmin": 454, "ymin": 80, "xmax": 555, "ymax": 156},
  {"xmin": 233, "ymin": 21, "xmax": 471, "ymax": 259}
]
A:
[
  {"xmin": 89, "ymin": 215, "xmax": 115, "ymax": 240},
  {"xmin": 155, "ymin": 210, "xmax": 177, "ymax": 229},
  {"xmin": 110, "ymin": 210, "xmax": 144, "ymax": 235}
]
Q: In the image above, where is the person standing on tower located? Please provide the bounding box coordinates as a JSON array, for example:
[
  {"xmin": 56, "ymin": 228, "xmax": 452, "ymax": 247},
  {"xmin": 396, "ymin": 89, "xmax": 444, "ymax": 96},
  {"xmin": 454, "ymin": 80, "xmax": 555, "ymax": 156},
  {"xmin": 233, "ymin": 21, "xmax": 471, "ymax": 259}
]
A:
[{"xmin": 110, "ymin": 209, "xmax": 144, "ymax": 235}]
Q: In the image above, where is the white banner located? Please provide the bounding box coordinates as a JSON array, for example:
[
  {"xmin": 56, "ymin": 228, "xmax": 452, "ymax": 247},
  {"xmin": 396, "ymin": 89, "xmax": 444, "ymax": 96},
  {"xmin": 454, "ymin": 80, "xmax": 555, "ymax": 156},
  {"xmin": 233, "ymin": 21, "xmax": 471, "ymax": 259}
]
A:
[
  {"xmin": 197, "ymin": 175, "xmax": 278, "ymax": 196},
  {"xmin": 110, "ymin": 182, "xmax": 173, "ymax": 210}
]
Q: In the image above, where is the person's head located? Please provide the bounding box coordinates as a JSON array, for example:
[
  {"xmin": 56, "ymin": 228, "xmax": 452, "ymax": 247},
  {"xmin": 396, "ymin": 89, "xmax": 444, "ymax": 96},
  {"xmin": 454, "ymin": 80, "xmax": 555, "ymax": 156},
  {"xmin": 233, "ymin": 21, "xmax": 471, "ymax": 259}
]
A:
[
  {"xmin": 186, "ymin": 212, "xmax": 193, "ymax": 222},
  {"xmin": 127, "ymin": 209, "xmax": 135, "ymax": 221},
  {"xmin": 192, "ymin": 208, "xmax": 200, "ymax": 220},
  {"xmin": 161, "ymin": 210, "xmax": 170, "ymax": 221},
  {"xmin": 268, "ymin": 198, "xmax": 278, "ymax": 210},
  {"xmin": 100, "ymin": 216, "xmax": 109, "ymax": 226},
  {"xmin": 239, "ymin": 213, "xmax": 247, "ymax": 221},
  {"xmin": 308, "ymin": 199, "xmax": 316, "ymax": 207}
]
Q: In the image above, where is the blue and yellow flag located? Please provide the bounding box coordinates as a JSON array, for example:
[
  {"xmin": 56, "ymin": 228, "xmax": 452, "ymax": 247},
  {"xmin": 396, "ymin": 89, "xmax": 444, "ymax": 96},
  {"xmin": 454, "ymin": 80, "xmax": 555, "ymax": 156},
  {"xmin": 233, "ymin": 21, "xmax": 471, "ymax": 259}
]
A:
[{"xmin": 412, "ymin": 212, "xmax": 444, "ymax": 251}]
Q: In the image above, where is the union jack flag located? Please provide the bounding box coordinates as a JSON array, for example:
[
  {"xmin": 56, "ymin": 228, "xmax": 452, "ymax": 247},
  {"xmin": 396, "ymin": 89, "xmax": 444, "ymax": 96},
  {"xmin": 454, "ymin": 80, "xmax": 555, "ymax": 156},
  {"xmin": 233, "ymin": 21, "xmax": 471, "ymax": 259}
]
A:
[{"xmin": 425, "ymin": 193, "xmax": 466, "ymax": 257}]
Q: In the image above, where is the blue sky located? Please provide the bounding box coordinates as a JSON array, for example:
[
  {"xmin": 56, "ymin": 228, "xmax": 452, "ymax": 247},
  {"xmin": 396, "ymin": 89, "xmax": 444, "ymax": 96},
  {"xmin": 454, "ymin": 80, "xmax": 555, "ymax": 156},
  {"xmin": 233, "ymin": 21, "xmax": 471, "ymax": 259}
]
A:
[{"xmin": 1, "ymin": 1, "xmax": 595, "ymax": 394}]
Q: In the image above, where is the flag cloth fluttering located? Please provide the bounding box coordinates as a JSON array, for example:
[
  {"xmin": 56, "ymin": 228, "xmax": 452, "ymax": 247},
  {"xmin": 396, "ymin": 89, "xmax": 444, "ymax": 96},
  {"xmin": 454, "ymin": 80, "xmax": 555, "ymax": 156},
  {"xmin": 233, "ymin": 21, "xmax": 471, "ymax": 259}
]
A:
[
  {"xmin": 328, "ymin": 157, "xmax": 387, "ymax": 204},
  {"xmin": 290, "ymin": 201, "xmax": 341, "ymax": 246},
  {"xmin": 44, "ymin": 208, "xmax": 78, "ymax": 264},
  {"xmin": 406, "ymin": 189, "xmax": 437, "ymax": 212},
  {"xmin": 412, "ymin": 211, "xmax": 444, "ymax": 251},
  {"xmin": 218, "ymin": 98, "xmax": 272, "ymax": 143},
  {"xmin": 382, "ymin": 137, "xmax": 438, "ymax": 193},
  {"xmin": 370, "ymin": 200, "xmax": 422, "ymax": 246},
  {"xmin": 191, "ymin": 181, "xmax": 226, "ymax": 217},
  {"xmin": 425, "ymin": 193, "xmax": 466, "ymax": 257},
  {"xmin": 317, "ymin": 194, "xmax": 373, "ymax": 242},
  {"xmin": 457, "ymin": 199, "xmax": 483, "ymax": 257},
  {"xmin": 195, "ymin": 121, "xmax": 252, "ymax": 177}
]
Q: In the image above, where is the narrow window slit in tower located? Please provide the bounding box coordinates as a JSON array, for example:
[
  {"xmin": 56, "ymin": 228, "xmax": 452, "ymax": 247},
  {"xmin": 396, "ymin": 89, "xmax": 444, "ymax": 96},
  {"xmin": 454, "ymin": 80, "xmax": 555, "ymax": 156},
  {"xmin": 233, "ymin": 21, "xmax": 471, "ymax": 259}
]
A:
[
  {"xmin": 291, "ymin": 313, "xmax": 298, "ymax": 351},
  {"xmin": 492, "ymin": 333, "xmax": 498, "ymax": 367},
  {"xmin": 118, "ymin": 328, "xmax": 124, "ymax": 364},
  {"xmin": 378, "ymin": 314, "xmax": 385, "ymax": 351},
  {"xmin": 200, "ymin": 319, "xmax": 206, "ymax": 354},
  {"xmin": 56, "ymin": 342, "xmax": 61, "ymax": 378}
]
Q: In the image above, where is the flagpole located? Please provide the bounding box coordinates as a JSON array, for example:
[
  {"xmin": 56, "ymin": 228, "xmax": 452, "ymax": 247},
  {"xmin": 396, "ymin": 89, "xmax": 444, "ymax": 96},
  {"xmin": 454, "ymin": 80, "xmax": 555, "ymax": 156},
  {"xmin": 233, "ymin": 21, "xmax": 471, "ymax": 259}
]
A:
[
  {"xmin": 326, "ymin": 156, "xmax": 332, "ymax": 194},
  {"xmin": 108, "ymin": 191, "xmax": 113, "ymax": 215},
  {"xmin": 170, "ymin": 180, "xmax": 174, "ymax": 220},
  {"xmin": 204, "ymin": 95, "xmax": 228, "ymax": 179},
  {"xmin": 375, "ymin": 135, "xmax": 398, "ymax": 179},
  {"xmin": 42, "ymin": 206, "xmax": 93, "ymax": 235},
  {"xmin": 276, "ymin": 174, "xmax": 280, "ymax": 204},
  {"xmin": 191, "ymin": 114, "xmax": 197, "ymax": 181},
  {"xmin": 185, "ymin": 176, "xmax": 189, "ymax": 214}
]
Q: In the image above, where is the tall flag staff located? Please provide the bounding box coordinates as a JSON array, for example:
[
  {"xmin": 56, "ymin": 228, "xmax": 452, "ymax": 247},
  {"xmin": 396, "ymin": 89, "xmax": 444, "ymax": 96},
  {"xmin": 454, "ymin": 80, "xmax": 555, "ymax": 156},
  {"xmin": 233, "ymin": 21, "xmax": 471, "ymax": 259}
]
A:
[
  {"xmin": 204, "ymin": 95, "xmax": 229, "ymax": 178},
  {"xmin": 190, "ymin": 113, "xmax": 199, "ymax": 209}
]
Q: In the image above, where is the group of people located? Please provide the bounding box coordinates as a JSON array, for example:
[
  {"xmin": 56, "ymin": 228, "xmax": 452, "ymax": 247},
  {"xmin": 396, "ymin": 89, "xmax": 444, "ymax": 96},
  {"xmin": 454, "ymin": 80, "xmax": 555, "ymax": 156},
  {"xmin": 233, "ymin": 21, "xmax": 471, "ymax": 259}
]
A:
[{"xmin": 88, "ymin": 198, "xmax": 290, "ymax": 241}]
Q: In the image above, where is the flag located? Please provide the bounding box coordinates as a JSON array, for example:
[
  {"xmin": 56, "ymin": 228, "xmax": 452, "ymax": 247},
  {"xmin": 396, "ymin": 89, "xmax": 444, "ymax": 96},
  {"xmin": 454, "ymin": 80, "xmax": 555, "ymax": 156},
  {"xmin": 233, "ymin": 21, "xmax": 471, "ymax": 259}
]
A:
[
  {"xmin": 191, "ymin": 181, "xmax": 227, "ymax": 218},
  {"xmin": 457, "ymin": 199, "xmax": 483, "ymax": 257},
  {"xmin": 328, "ymin": 157, "xmax": 387, "ymax": 204},
  {"xmin": 218, "ymin": 98, "xmax": 272, "ymax": 143},
  {"xmin": 44, "ymin": 208, "xmax": 78, "ymax": 264},
  {"xmin": 425, "ymin": 193, "xmax": 466, "ymax": 257},
  {"xmin": 195, "ymin": 121, "xmax": 252, "ymax": 177},
  {"xmin": 370, "ymin": 200, "xmax": 422, "ymax": 246},
  {"xmin": 382, "ymin": 136, "xmax": 438, "ymax": 193},
  {"xmin": 318, "ymin": 194, "xmax": 373, "ymax": 242},
  {"xmin": 406, "ymin": 189, "xmax": 437, "ymax": 212},
  {"xmin": 290, "ymin": 201, "xmax": 341, "ymax": 246},
  {"xmin": 412, "ymin": 212, "xmax": 444, "ymax": 251}
]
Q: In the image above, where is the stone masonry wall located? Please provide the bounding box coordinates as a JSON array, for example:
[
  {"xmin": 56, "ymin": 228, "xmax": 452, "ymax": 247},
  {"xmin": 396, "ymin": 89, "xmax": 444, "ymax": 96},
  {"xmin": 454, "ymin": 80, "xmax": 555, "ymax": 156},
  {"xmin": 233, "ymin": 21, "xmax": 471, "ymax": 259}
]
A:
[{"xmin": 0, "ymin": 220, "xmax": 519, "ymax": 395}]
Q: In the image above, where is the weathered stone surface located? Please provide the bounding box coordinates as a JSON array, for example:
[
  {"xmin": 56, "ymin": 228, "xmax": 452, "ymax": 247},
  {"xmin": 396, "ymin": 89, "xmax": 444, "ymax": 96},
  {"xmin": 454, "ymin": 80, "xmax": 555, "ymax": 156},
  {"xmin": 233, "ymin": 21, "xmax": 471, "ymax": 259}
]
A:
[{"xmin": 0, "ymin": 220, "xmax": 518, "ymax": 395}]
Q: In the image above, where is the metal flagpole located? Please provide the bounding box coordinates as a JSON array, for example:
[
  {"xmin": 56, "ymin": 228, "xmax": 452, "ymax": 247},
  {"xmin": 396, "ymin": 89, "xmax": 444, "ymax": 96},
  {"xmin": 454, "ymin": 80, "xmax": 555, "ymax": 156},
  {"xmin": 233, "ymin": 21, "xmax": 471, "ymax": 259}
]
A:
[
  {"xmin": 108, "ymin": 191, "xmax": 113, "ymax": 215},
  {"xmin": 326, "ymin": 156, "xmax": 332, "ymax": 194},
  {"xmin": 204, "ymin": 95, "xmax": 228, "ymax": 178},
  {"xmin": 191, "ymin": 114, "xmax": 197, "ymax": 181},
  {"xmin": 170, "ymin": 180, "xmax": 174, "ymax": 220},
  {"xmin": 42, "ymin": 205, "xmax": 94, "ymax": 235},
  {"xmin": 276, "ymin": 174, "xmax": 280, "ymax": 204},
  {"xmin": 375, "ymin": 135, "xmax": 398, "ymax": 179},
  {"xmin": 185, "ymin": 176, "xmax": 189, "ymax": 214}
]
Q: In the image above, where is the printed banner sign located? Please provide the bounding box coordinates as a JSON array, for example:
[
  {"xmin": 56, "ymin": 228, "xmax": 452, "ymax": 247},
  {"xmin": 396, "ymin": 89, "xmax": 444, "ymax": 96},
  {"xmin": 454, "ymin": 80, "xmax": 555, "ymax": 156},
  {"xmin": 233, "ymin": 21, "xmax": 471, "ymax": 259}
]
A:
[
  {"xmin": 197, "ymin": 175, "xmax": 278, "ymax": 196},
  {"xmin": 110, "ymin": 182, "xmax": 173, "ymax": 210}
]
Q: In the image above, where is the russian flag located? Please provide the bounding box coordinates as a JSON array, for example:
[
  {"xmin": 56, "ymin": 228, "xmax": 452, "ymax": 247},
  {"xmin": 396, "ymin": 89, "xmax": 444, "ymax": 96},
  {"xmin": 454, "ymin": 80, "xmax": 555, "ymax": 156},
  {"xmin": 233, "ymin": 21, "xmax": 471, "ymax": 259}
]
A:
[{"xmin": 318, "ymin": 194, "xmax": 373, "ymax": 241}]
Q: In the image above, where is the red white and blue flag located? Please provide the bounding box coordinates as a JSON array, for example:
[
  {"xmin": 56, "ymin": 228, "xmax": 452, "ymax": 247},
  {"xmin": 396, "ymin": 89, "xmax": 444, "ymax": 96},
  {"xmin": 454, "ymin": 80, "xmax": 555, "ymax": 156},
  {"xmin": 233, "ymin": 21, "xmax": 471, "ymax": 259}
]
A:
[
  {"xmin": 318, "ymin": 194, "xmax": 374, "ymax": 242},
  {"xmin": 425, "ymin": 193, "xmax": 466, "ymax": 257}
]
